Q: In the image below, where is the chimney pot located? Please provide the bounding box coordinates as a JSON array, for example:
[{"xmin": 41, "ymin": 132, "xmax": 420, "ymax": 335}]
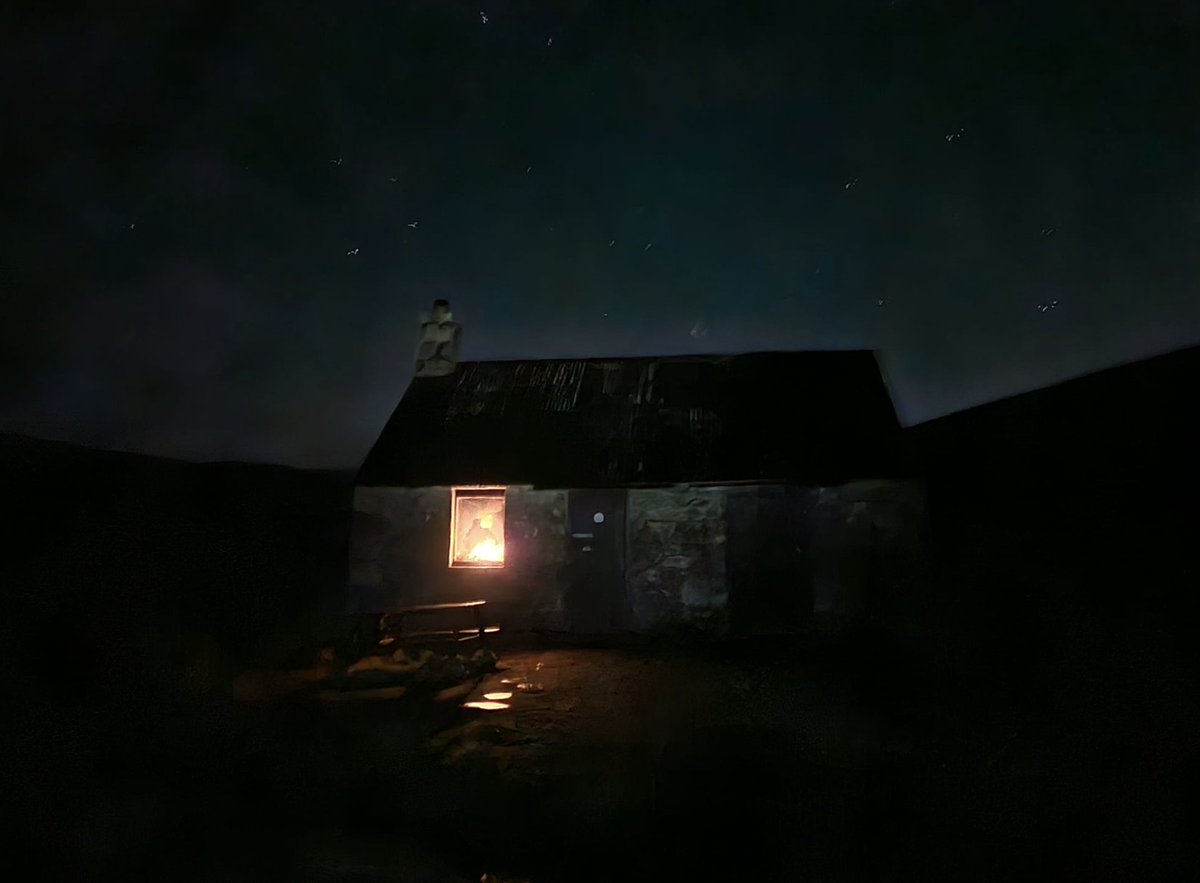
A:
[{"xmin": 414, "ymin": 299, "xmax": 462, "ymax": 377}]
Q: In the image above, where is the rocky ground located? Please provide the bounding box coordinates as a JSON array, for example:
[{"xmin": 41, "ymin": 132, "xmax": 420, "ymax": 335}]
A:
[
  {"xmin": 222, "ymin": 636, "xmax": 1097, "ymax": 882},
  {"xmin": 18, "ymin": 630, "xmax": 1192, "ymax": 882}
]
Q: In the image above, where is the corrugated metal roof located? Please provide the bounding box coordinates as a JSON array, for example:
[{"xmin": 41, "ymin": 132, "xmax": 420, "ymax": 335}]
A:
[
  {"xmin": 447, "ymin": 360, "xmax": 589, "ymax": 418},
  {"xmin": 357, "ymin": 350, "xmax": 904, "ymax": 488}
]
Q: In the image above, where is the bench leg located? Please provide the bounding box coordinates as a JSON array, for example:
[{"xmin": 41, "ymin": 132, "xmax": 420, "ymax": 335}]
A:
[{"xmin": 474, "ymin": 605, "xmax": 488, "ymax": 649}]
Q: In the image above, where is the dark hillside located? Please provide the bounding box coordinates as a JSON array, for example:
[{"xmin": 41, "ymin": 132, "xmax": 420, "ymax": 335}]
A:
[
  {"xmin": 4, "ymin": 433, "xmax": 353, "ymax": 672},
  {"xmin": 897, "ymin": 345, "xmax": 1199, "ymax": 878},
  {"xmin": 4, "ymin": 434, "xmax": 354, "ymax": 877}
]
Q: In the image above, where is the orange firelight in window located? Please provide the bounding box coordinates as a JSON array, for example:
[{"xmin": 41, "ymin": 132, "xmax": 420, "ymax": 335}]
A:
[{"xmin": 449, "ymin": 487, "xmax": 506, "ymax": 567}]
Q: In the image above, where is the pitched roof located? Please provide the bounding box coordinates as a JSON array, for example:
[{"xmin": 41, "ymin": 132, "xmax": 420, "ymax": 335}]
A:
[{"xmin": 356, "ymin": 350, "xmax": 904, "ymax": 488}]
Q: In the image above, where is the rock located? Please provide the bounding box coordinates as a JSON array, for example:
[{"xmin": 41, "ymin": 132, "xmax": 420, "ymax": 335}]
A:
[
  {"xmin": 392, "ymin": 647, "xmax": 436, "ymax": 668},
  {"xmin": 434, "ymin": 682, "xmax": 475, "ymax": 704},
  {"xmin": 405, "ymin": 653, "xmax": 468, "ymax": 688},
  {"xmin": 316, "ymin": 685, "xmax": 407, "ymax": 703},
  {"xmin": 471, "ymin": 648, "xmax": 499, "ymax": 672},
  {"xmin": 346, "ymin": 648, "xmax": 433, "ymax": 676}
]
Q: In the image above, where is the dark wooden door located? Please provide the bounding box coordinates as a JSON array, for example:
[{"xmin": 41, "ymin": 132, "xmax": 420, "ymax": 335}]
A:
[{"xmin": 564, "ymin": 489, "xmax": 628, "ymax": 633}]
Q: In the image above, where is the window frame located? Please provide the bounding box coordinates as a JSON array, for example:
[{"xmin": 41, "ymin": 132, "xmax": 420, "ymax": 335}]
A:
[{"xmin": 448, "ymin": 485, "xmax": 508, "ymax": 568}]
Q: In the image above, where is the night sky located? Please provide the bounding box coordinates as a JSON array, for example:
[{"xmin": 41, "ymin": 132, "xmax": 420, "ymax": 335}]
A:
[{"xmin": 5, "ymin": 1, "xmax": 1200, "ymax": 468}]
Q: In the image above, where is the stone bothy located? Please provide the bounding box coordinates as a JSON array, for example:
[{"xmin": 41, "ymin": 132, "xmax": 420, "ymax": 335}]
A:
[{"xmin": 350, "ymin": 307, "xmax": 923, "ymax": 635}]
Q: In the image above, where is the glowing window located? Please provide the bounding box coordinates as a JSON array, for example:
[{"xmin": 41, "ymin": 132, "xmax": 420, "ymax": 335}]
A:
[{"xmin": 449, "ymin": 487, "xmax": 506, "ymax": 567}]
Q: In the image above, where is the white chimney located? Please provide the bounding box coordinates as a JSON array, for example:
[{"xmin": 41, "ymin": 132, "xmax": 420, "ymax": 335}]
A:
[{"xmin": 414, "ymin": 299, "xmax": 462, "ymax": 377}]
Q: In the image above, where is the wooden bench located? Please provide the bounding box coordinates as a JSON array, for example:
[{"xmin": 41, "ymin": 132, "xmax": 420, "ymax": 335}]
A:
[{"xmin": 377, "ymin": 600, "xmax": 500, "ymax": 650}]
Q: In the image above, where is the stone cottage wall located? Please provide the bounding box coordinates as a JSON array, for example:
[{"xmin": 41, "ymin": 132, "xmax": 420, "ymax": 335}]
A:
[
  {"xmin": 625, "ymin": 487, "xmax": 729, "ymax": 632},
  {"xmin": 806, "ymin": 480, "xmax": 927, "ymax": 627},
  {"xmin": 348, "ymin": 485, "xmax": 569, "ymax": 629},
  {"xmin": 349, "ymin": 479, "xmax": 926, "ymax": 636}
]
